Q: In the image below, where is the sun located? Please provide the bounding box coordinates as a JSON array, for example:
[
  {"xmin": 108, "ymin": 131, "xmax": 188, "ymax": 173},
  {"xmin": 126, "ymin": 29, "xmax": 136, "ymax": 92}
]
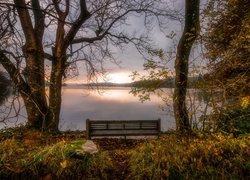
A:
[{"xmin": 107, "ymin": 72, "xmax": 132, "ymax": 84}]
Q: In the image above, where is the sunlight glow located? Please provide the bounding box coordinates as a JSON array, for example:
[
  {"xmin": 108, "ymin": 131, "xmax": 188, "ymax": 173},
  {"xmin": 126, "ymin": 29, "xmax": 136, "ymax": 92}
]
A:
[{"xmin": 107, "ymin": 72, "xmax": 132, "ymax": 84}]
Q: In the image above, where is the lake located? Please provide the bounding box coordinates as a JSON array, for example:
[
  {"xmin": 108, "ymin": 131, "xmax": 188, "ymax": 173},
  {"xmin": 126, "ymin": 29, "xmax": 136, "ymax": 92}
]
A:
[{"xmin": 0, "ymin": 87, "xmax": 208, "ymax": 131}]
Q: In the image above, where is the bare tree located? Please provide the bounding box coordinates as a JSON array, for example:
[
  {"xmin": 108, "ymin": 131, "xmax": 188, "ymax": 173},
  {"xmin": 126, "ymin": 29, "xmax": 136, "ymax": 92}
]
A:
[{"xmin": 0, "ymin": 0, "xmax": 176, "ymax": 132}]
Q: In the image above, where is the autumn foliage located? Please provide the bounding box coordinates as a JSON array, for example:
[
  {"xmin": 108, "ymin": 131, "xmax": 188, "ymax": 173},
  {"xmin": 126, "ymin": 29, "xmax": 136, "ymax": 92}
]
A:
[
  {"xmin": 0, "ymin": 128, "xmax": 249, "ymax": 179},
  {"xmin": 130, "ymin": 133, "xmax": 250, "ymax": 179}
]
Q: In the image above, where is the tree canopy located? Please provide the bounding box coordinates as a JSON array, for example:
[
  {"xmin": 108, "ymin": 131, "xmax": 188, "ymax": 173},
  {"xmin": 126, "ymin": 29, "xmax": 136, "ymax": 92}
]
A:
[{"xmin": 204, "ymin": 0, "xmax": 250, "ymax": 96}]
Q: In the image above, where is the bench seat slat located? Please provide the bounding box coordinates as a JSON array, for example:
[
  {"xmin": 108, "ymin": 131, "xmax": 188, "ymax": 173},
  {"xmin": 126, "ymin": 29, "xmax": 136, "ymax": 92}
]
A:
[
  {"xmin": 90, "ymin": 128, "xmax": 157, "ymax": 131},
  {"xmin": 91, "ymin": 129, "xmax": 159, "ymax": 136},
  {"xmin": 86, "ymin": 119, "xmax": 161, "ymax": 139},
  {"xmin": 91, "ymin": 125, "xmax": 158, "ymax": 129}
]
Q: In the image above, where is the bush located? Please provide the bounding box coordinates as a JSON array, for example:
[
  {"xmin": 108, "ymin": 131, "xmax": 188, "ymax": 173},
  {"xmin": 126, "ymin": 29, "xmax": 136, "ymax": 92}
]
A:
[
  {"xmin": 200, "ymin": 97, "xmax": 250, "ymax": 135},
  {"xmin": 129, "ymin": 134, "xmax": 250, "ymax": 179},
  {"xmin": 217, "ymin": 106, "xmax": 250, "ymax": 136}
]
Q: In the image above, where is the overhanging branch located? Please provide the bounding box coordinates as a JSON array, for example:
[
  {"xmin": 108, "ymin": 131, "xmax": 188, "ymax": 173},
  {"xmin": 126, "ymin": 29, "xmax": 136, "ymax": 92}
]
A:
[{"xmin": 0, "ymin": 50, "xmax": 29, "ymax": 94}]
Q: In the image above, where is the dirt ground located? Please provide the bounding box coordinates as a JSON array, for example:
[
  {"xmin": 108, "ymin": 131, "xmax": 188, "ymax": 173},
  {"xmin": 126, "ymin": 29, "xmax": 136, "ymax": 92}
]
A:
[{"xmin": 93, "ymin": 138, "xmax": 145, "ymax": 179}]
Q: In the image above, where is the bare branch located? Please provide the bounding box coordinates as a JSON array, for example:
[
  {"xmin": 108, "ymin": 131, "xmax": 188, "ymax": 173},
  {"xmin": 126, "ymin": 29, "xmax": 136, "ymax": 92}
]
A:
[
  {"xmin": 13, "ymin": 0, "xmax": 36, "ymax": 45},
  {"xmin": 0, "ymin": 50, "xmax": 29, "ymax": 96},
  {"xmin": 44, "ymin": 53, "xmax": 53, "ymax": 61},
  {"xmin": 0, "ymin": 2, "xmax": 73, "ymax": 25},
  {"xmin": 64, "ymin": 0, "xmax": 91, "ymax": 48},
  {"xmin": 31, "ymin": 0, "xmax": 45, "ymax": 39}
]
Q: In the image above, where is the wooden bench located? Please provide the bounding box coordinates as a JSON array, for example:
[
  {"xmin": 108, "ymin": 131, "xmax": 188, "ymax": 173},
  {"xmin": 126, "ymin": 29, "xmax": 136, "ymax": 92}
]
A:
[{"xmin": 86, "ymin": 118, "xmax": 161, "ymax": 139}]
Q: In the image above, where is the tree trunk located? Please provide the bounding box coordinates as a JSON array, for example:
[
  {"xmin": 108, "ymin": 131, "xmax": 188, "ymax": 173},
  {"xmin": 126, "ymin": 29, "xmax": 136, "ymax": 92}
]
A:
[
  {"xmin": 21, "ymin": 48, "xmax": 48, "ymax": 130},
  {"xmin": 173, "ymin": 0, "xmax": 200, "ymax": 134},
  {"xmin": 46, "ymin": 72, "xmax": 63, "ymax": 131},
  {"xmin": 45, "ymin": 51, "xmax": 66, "ymax": 132},
  {"xmin": 10, "ymin": 0, "xmax": 48, "ymax": 130},
  {"xmin": 23, "ymin": 97, "xmax": 46, "ymax": 129}
]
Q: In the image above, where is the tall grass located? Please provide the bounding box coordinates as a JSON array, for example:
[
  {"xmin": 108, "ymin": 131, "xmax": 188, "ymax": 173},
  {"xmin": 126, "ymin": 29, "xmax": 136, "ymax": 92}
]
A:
[{"xmin": 129, "ymin": 133, "xmax": 250, "ymax": 179}]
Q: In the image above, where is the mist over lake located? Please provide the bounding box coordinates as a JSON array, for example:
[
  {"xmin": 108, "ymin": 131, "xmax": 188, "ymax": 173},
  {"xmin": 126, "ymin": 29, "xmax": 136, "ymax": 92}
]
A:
[{"xmin": 0, "ymin": 86, "xmax": 209, "ymax": 131}]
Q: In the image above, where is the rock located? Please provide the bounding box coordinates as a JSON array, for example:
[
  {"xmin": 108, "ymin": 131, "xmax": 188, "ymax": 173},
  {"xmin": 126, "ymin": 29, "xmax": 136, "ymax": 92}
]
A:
[{"xmin": 82, "ymin": 140, "xmax": 98, "ymax": 154}]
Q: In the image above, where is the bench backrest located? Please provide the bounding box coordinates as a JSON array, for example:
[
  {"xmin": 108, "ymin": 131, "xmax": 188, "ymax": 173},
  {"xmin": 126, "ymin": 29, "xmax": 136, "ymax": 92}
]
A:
[{"xmin": 86, "ymin": 119, "xmax": 161, "ymax": 139}]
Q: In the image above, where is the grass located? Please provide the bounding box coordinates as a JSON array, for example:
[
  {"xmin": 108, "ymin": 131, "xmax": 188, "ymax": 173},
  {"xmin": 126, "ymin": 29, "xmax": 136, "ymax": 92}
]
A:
[
  {"xmin": 129, "ymin": 133, "xmax": 250, "ymax": 179},
  {"xmin": 0, "ymin": 127, "xmax": 249, "ymax": 179},
  {"xmin": 0, "ymin": 127, "xmax": 113, "ymax": 179}
]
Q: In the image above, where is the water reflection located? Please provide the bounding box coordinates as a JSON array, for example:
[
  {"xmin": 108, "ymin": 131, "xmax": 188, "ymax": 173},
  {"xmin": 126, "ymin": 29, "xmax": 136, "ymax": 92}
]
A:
[
  {"xmin": 1, "ymin": 87, "xmax": 210, "ymax": 131},
  {"xmin": 60, "ymin": 87, "xmax": 175, "ymax": 131}
]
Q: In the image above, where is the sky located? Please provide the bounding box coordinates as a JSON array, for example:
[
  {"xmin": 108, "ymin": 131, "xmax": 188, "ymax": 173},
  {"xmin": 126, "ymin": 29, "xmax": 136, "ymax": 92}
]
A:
[
  {"xmin": 0, "ymin": 0, "xmax": 208, "ymax": 84},
  {"xmin": 71, "ymin": 0, "xmax": 208, "ymax": 84},
  {"xmin": 72, "ymin": 21, "xmax": 181, "ymax": 84},
  {"xmin": 69, "ymin": 1, "xmax": 186, "ymax": 84}
]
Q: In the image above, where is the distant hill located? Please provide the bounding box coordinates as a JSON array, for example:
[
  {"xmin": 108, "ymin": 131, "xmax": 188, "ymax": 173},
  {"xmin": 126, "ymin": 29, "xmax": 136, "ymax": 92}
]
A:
[
  {"xmin": 63, "ymin": 75, "xmax": 203, "ymax": 88},
  {"xmin": 85, "ymin": 82, "xmax": 132, "ymax": 87}
]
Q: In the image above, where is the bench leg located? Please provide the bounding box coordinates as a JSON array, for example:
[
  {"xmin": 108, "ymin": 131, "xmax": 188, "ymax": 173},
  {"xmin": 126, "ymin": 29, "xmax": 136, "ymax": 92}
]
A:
[{"xmin": 86, "ymin": 119, "xmax": 90, "ymax": 140}]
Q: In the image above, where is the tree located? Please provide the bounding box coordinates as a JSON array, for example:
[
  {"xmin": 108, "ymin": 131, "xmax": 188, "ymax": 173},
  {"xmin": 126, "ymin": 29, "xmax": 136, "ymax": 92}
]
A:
[
  {"xmin": 0, "ymin": 0, "xmax": 176, "ymax": 132},
  {"xmin": 201, "ymin": 0, "xmax": 250, "ymax": 134},
  {"xmin": 204, "ymin": 0, "xmax": 250, "ymax": 97},
  {"xmin": 131, "ymin": 1, "xmax": 200, "ymax": 134},
  {"xmin": 173, "ymin": 0, "xmax": 200, "ymax": 133}
]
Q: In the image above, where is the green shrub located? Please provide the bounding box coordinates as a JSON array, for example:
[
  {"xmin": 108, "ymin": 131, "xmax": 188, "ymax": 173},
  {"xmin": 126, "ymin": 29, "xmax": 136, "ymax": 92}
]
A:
[{"xmin": 217, "ymin": 106, "xmax": 250, "ymax": 135}]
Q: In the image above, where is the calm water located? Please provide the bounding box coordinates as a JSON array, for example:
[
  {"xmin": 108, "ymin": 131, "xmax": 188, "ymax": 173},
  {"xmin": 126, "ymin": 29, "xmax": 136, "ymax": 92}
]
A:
[{"xmin": 0, "ymin": 87, "xmax": 208, "ymax": 131}]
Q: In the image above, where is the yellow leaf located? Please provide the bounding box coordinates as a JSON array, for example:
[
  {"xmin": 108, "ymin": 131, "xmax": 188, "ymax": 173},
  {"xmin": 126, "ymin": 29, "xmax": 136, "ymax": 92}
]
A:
[
  {"xmin": 241, "ymin": 97, "xmax": 250, "ymax": 109},
  {"xmin": 60, "ymin": 160, "xmax": 67, "ymax": 169}
]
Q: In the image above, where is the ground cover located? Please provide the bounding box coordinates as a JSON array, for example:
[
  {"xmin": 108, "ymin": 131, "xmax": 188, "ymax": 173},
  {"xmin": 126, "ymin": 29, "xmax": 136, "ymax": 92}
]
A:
[{"xmin": 0, "ymin": 127, "xmax": 249, "ymax": 179}]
